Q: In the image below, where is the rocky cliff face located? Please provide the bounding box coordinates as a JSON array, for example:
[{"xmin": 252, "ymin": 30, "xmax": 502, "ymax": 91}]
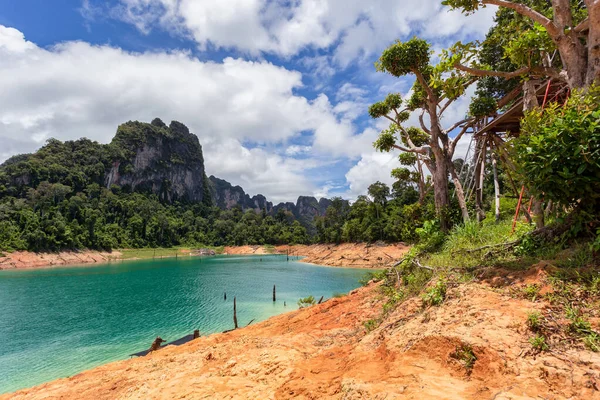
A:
[
  {"xmin": 209, "ymin": 176, "xmax": 274, "ymax": 212},
  {"xmin": 105, "ymin": 119, "xmax": 210, "ymax": 204},
  {"xmin": 209, "ymin": 178, "xmax": 336, "ymax": 233}
]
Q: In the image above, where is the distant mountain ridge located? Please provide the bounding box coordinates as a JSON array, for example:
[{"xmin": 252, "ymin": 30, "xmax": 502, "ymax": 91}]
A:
[
  {"xmin": 209, "ymin": 175, "xmax": 335, "ymax": 234},
  {"xmin": 0, "ymin": 118, "xmax": 339, "ymax": 233}
]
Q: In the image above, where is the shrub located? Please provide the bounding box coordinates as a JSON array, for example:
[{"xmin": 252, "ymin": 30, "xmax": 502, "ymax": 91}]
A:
[
  {"xmin": 297, "ymin": 295, "xmax": 316, "ymax": 308},
  {"xmin": 450, "ymin": 344, "xmax": 478, "ymax": 373},
  {"xmin": 513, "ymin": 85, "xmax": 600, "ymax": 209},
  {"xmin": 422, "ymin": 279, "xmax": 447, "ymax": 307}
]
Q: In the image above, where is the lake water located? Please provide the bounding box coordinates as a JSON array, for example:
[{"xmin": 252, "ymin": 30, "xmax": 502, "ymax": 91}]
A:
[{"xmin": 0, "ymin": 255, "xmax": 368, "ymax": 394}]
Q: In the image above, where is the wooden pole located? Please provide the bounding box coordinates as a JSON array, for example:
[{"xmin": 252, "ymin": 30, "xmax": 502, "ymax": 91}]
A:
[
  {"xmin": 318, "ymin": 296, "xmax": 324, "ymax": 304},
  {"xmin": 273, "ymin": 285, "xmax": 276, "ymax": 302},
  {"xmin": 476, "ymin": 139, "xmax": 487, "ymax": 222},
  {"xmin": 233, "ymin": 297, "xmax": 238, "ymax": 329},
  {"xmin": 512, "ymin": 186, "xmax": 525, "ymax": 234},
  {"xmin": 492, "ymin": 152, "xmax": 501, "ymax": 222},
  {"xmin": 224, "ymin": 292, "xmax": 226, "ymax": 301}
]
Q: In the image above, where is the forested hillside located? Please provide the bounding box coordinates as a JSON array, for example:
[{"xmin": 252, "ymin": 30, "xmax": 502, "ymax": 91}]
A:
[{"xmin": 0, "ymin": 118, "xmax": 444, "ymax": 252}]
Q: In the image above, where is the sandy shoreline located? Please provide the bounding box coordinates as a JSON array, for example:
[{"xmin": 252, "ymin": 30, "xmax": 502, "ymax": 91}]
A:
[
  {"xmin": 225, "ymin": 243, "xmax": 411, "ymax": 268},
  {"xmin": 4, "ymin": 270, "xmax": 598, "ymax": 399},
  {"xmin": 0, "ymin": 243, "xmax": 410, "ymax": 271},
  {"xmin": 0, "ymin": 250, "xmax": 122, "ymax": 271}
]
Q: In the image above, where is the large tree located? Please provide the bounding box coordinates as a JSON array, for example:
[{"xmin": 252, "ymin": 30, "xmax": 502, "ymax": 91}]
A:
[
  {"xmin": 370, "ymin": 39, "xmax": 474, "ymax": 230},
  {"xmin": 443, "ymin": 0, "xmax": 596, "ymax": 89}
]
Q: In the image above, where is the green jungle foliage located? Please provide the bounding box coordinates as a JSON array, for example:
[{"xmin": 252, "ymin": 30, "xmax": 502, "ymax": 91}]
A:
[
  {"xmin": 514, "ymin": 85, "xmax": 600, "ymax": 210},
  {"xmin": 0, "ymin": 128, "xmax": 442, "ymax": 252}
]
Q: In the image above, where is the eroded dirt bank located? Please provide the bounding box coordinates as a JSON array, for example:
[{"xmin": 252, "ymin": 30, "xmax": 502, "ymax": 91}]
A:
[
  {"xmin": 5, "ymin": 270, "xmax": 600, "ymax": 400},
  {"xmin": 0, "ymin": 250, "xmax": 121, "ymax": 270},
  {"xmin": 225, "ymin": 243, "xmax": 411, "ymax": 268}
]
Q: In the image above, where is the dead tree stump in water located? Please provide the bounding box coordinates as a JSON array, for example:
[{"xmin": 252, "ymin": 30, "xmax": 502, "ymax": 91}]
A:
[
  {"xmin": 149, "ymin": 337, "xmax": 165, "ymax": 353},
  {"xmin": 233, "ymin": 297, "xmax": 238, "ymax": 329}
]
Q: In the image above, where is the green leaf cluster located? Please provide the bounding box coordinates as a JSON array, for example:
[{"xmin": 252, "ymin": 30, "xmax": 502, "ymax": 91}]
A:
[{"xmin": 512, "ymin": 85, "xmax": 600, "ymax": 207}]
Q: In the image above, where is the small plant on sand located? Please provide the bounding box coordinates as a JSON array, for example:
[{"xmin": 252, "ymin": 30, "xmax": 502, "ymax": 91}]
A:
[
  {"xmin": 565, "ymin": 306, "xmax": 600, "ymax": 351},
  {"xmin": 297, "ymin": 295, "xmax": 316, "ymax": 308},
  {"xmin": 526, "ymin": 311, "xmax": 543, "ymax": 332},
  {"xmin": 332, "ymin": 292, "xmax": 345, "ymax": 298},
  {"xmin": 566, "ymin": 306, "xmax": 593, "ymax": 335},
  {"xmin": 422, "ymin": 279, "xmax": 447, "ymax": 307},
  {"xmin": 522, "ymin": 284, "xmax": 540, "ymax": 301},
  {"xmin": 450, "ymin": 343, "xmax": 477, "ymax": 374},
  {"xmin": 363, "ymin": 318, "xmax": 380, "ymax": 333},
  {"xmin": 529, "ymin": 334, "xmax": 549, "ymax": 352},
  {"xmin": 584, "ymin": 333, "xmax": 600, "ymax": 352}
]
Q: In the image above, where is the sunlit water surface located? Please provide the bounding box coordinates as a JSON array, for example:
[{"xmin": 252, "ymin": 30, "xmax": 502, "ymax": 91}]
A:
[{"xmin": 0, "ymin": 255, "xmax": 368, "ymax": 393}]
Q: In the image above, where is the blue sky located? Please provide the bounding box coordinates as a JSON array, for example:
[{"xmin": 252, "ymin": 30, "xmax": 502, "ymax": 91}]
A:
[{"xmin": 0, "ymin": 0, "xmax": 496, "ymax": 203}]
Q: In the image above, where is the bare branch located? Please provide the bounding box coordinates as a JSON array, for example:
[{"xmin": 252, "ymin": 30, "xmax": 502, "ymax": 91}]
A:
[
  {"xmin": 449, "ymin": 123, "xmax": 473, "ymax": 158},
  {"xmin": 444, "ymin": 117, "xmax": 474, "ymax": 136},
  {"xmin": 391, "ymin": 144, "xmax": 428, "ymax": 155},
  {"xmin": 574, "ymin": 17, "xmax": 589, "ymax": 34},
  {"xmin": 419, "ymin": 111, "xmax": 431, "ymax": 134},
  {"xmin": 382, "ymin": 114, "xmax": 397, "ymax": 126}
]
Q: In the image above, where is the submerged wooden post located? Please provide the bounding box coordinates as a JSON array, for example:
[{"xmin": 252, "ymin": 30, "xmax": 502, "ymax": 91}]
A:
[
  {"xmin": 273, "ymin": 285, "xmax": 276, "ymax": 302},
  {"xmin": 224, "ymin": 292, "xmax": 227, "ymax": 301},
  {"xmin": 233, "ymin": 297, "xmax": 238, "ymax": 329}
]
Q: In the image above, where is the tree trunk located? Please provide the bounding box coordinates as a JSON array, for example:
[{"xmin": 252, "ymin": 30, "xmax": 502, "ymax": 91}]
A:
[
  {"xmin": 431, "ymin": 149, "xmax": 450, "ymax": 232},
  {"xmin": 492, "ymin": 152, "xmax": 501, "ymax": 222},
  {"xmin": 523, "ymin": 80, "xmax": 540, "ymax": 110},
  {"xmin": 448, "ymin": 160, "xmax": 470, "ymax": 223},
  {"xmin": 533, "ymin": 199, "xmax": 545, "ymax": 229},
  {"xmin": 416, "ymin": 155, "xmax": 426, "ymax": 204},
  {"xmin": 523, "ymin": 80, "xmax": 545, "ymax": 228},
  {"xmin": 586, "ymin": 2, "xmax": 600, "ymax": 86}
]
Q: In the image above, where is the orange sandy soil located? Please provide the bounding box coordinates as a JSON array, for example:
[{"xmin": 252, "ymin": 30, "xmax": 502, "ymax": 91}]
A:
[
  {"xmin": 225, "ymin": 243, "xmax": 411, "ymax": 268},
  {"xmin": 4, "ymin": 266, "xmax": 600, "ymax": 400},
  {"xmin": 0, "ymin": 250, "xmax": 122, "ymax": 270}
]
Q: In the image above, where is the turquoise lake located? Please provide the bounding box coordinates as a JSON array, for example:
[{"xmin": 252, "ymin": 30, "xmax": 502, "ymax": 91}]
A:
[{"xmin": 0, "ymin": 255, "xmax": 368, "ymax": 394}]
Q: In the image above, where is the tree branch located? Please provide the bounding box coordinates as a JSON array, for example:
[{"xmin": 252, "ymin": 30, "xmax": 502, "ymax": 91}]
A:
[
  {"xmin": 454, "ymin": 63, "xmax": 531, "ymax": 78},
  {"xmin": 419, "ymin": 111, "xmax": 431, "ymax": 134},
  {"xmin": 449, "ymin": 124, "xmax": 472, "ymax": 159},
  {"xmin": 413, "ymin": 69, "xmax": 436, "ymax": 100},
  {"xmin": 392, "ymin": 144, "xmax": 428, "ymax": 155},
  {"xmin": 482, "ymin": 0, "xmax": 561, "ymax": 38},
  {"xmin": 444, "ymin": 117, "xmax": 474, "ymax": 135},
  {"xmin": 382, "ymin": 114, "xmax": 398, "ymax": 126}
]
